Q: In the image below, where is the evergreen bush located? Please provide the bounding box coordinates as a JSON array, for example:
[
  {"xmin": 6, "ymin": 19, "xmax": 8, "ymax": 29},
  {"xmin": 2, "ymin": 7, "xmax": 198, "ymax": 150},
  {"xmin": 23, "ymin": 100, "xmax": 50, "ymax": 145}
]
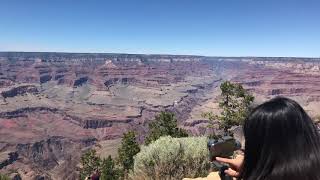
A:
[{"xmin": 129, "ymin": 136, "xmax": 210, "ymax": 180}]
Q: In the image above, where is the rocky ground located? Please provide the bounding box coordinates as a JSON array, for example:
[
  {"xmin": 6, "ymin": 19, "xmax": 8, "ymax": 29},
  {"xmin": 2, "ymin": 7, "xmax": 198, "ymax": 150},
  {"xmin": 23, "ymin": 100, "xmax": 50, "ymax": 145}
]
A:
[{"xmin": 0, "ymin": 52, "xmax": 320, "ymax": 179}]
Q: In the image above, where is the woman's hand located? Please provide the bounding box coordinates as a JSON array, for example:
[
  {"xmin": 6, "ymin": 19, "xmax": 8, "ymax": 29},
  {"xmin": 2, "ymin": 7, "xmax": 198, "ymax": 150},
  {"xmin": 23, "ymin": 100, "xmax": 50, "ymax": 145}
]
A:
[{"xmin": 215, "ymin": 155, "xmax": 244, "ymax": 178}]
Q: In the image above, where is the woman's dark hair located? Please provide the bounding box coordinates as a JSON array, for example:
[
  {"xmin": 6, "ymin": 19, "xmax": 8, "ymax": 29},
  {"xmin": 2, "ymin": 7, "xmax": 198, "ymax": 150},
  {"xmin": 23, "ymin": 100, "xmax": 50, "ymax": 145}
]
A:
[{"xmin": 241, "ymin": 96, "xmax": 320, "ymax": 180}]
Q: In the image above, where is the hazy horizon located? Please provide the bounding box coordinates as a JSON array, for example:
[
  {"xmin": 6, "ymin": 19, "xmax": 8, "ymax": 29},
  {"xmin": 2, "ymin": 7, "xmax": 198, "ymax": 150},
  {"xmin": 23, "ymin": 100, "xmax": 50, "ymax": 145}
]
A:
[{"xmin": 1, "ymin": 51, "xmax": 320, "ymax": 59}]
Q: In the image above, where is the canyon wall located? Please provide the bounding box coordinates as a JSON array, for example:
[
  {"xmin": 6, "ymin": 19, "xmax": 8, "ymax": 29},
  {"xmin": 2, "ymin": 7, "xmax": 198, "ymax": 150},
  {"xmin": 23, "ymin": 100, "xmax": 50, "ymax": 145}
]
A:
[
  {"xmin": 0, "ymin": 52, "xmax": 320, "ymax": 179},
  {"xmin": 0, "ymin": 52, "xmax": 217, "ymax": 179}
]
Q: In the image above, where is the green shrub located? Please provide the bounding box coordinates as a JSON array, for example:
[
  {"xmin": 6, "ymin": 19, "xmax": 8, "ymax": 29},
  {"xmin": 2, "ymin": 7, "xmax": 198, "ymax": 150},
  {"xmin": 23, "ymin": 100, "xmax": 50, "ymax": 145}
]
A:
[
  {"xmin": 0, "ymin": 174, "xmax": 10, "ymax": 180},
  {"xmin": 129, "ymin": 136, "xmax": 210, "ymax": 180}
]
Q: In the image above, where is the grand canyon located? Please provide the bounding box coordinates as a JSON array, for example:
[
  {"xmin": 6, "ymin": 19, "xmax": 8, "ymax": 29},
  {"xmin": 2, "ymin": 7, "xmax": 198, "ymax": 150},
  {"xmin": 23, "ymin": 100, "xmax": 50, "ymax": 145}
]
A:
[{"xmin": 0, "ymin": 52, "xmax": 320, "ymax": 179}]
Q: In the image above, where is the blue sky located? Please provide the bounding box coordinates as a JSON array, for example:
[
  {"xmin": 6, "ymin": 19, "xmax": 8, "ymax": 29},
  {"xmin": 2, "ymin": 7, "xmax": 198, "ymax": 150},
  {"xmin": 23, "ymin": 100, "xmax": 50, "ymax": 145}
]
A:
[{"xmin": 0, "ymin": 0, "xmax": 319, "ymax": 57}]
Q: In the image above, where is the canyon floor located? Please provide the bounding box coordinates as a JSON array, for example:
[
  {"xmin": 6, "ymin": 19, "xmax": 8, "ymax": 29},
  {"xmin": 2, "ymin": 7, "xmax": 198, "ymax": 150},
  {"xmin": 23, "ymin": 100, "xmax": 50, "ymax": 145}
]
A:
[{"xmin": 0, "ymin": 52, "xmax": 320, "ymax": 179}]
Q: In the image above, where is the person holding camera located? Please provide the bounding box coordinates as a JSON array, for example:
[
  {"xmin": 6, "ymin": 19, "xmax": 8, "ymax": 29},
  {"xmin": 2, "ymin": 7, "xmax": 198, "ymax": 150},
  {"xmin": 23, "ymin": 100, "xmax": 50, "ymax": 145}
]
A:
[{"xmin": 216, "ymin": 97, "xmax": 320, "ymax": 180}]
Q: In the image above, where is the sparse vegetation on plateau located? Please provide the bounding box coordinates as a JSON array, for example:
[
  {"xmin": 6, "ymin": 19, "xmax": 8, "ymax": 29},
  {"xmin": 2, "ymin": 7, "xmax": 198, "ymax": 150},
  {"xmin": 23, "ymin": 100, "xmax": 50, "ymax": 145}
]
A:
[{"xmin": 80, "ymin": 111, "xmax": 209, "ymax": 179}]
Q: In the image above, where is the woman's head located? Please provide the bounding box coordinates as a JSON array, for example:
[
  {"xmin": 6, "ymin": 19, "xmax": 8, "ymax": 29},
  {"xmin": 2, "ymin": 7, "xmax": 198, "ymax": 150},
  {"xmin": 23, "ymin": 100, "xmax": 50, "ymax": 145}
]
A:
[{"xmin": 242, "ymin": 97, "xmax": 320, "ymax": 180}]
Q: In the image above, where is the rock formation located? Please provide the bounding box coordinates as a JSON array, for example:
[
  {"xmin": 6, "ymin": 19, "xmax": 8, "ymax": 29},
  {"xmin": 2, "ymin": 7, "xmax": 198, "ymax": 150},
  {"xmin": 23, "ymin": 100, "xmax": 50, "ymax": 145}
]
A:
[{"xmin": 0, "ymin": 52, "xmax": 320, "ymax": 179}]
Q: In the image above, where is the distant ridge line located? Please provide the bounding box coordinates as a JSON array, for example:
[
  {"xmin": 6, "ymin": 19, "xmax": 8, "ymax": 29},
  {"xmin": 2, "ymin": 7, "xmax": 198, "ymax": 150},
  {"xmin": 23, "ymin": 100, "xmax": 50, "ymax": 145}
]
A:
[{"xmin": 0, "ymin": 51, "xmax": 319, "ymax": 60}]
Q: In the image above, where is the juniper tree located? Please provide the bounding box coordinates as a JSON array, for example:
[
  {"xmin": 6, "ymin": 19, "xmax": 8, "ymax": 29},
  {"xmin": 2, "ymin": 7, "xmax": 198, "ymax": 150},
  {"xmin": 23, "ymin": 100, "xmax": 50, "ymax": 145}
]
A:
[
  {"xmin": 100, "ymin": 155, "xmax": 120, "ymax": 180},
  {"xmin": 145, "ymin": 111, "xmax": 188, "ymax": 145},
  {"xmin": 117, "ymin": 131, "xmax": 140, "ymax": 176},
  {"xmin": 80, "ymin": 149, "xmax": 101, "ymax": 180},
  {"xmin": 203, "ymin": 81, "xmax": 254, "ymax": 133}
]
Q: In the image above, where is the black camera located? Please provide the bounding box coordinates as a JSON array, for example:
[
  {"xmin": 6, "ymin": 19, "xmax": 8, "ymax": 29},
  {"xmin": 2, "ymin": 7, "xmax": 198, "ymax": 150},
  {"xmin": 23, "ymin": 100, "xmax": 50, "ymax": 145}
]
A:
[
  {"xmin": 208, "ymin": 136, "xmax": 241, "ymax": 161},
  {"xmin": 207, "ymin": 136, "xmax": 242, "ymax": 180}
]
